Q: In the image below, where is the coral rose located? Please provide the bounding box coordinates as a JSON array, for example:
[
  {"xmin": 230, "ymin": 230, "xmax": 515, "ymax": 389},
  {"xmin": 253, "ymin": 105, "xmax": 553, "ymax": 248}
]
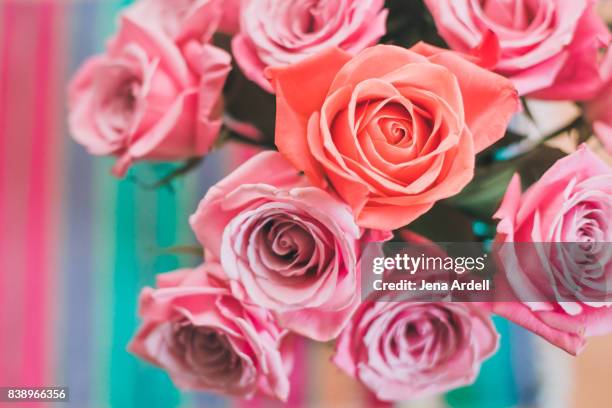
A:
[{"xmin": 267, "ymin": 44, "xmax": 518, "ymax": 230}]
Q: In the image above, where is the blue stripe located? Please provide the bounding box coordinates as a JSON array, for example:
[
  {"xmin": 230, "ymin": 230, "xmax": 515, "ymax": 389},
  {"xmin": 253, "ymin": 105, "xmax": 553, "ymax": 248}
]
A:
[
  {"xmin": 60, "ymin": 2, "xmax": 99, "ymax": 405},
  {"xmin": 509, "ymin": 324, "xmax": 538, "ymax": 406}
]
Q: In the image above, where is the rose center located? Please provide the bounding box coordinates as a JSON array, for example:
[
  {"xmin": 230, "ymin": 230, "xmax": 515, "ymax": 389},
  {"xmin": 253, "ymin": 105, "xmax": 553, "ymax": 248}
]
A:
[
  {"xmin": 566, "ymin": 202, "xmax": 607, "ymax": 245},
  {"xmin": 396, "ymin": 308, "xmax": 464, "ymax": 368},
  {"xmin": 263, "ymin": 219, "xmax": 318, "ymax": 276},
  {"xmin": 110, "ymin": 80, "xmax": 139, "ymax": 132},
  {"xmin": 97, "ymin": 65, "xmax": 141, "ymax": 138},
  {"xmin": 175, "ymin": 325, "xmax": 243, "ymax": 377},
  {"xmin": 380, "ymin": 117, "xmax": 412, "ymax": 146}
]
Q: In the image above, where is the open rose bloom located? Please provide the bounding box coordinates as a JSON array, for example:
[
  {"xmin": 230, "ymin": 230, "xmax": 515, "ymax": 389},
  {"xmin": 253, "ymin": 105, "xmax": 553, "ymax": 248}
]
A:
[
  {"xmin": 233, "ymin": 0, "xmax": 388, "ymax": 91},
  {"xmin": 424, "ymin": 0, "xmax": 611, "ymax": 99},
  {"xmin": 268, "ymin": 44, "xmax": 518, "ymax": 230},
  {"xmin": 491, "ymin": 146, "xmax": 612, "ymax": 355},
  {"xmin": 334, "ymin": 299, "xmax": 498, "ymax": 401},
  {"xmin": 190, "ymin": 151, "xmax": 391, "ymax": 341},
  {"xmin": 68, "ymin": 11, "xmax": 231, "ymax": 176},
  {"xmin": 124, "ymin": 0, "xmax": 223, "ymax": 43},
  {"xmin": 129, "ymin": 263, "xmax": 292, "ymax": 400}
]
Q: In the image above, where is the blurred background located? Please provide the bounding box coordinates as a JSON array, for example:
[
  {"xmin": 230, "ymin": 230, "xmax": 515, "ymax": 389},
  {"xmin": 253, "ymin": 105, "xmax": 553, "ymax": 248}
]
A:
[{"xmin": 1, "ymin": 1, "xmax": 612, "ymax": 407}]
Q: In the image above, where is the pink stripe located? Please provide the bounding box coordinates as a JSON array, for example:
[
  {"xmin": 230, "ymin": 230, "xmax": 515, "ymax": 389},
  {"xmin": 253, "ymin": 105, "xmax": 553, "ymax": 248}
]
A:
[
  {"xmin": 0, "ymin": 3, "xmax": 5, "ymax": 377},
  {"xmin": 44, "ymin": 1, "xmax": 66, "ymax": 387},
  {"xmin": 0, "ymin": 2, "xmax": 39, "ymax": 388},
  {"xmin": 21, "ymin": 1, "xmax": 62, "ymax": 395},
  {"xmin": 0, "ymin": 5, "xmax": 6, "ymax": 387},
  {"xmin": 43, "ymin": 2, "xmax": 67, "ymax": 387}
]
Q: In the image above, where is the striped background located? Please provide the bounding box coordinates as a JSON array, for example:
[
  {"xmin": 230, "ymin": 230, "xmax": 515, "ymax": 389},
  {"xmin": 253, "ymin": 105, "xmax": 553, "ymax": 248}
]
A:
[{"xmin": 1, "ymin": 1, "xmax": 611, "ymax": 407}]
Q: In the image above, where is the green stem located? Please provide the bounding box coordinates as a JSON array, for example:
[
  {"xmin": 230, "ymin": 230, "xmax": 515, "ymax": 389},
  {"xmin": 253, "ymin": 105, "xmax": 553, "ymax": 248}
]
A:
[{"xmin": 128, "ymin": 157, "xmax": 203, "ymax": 191}]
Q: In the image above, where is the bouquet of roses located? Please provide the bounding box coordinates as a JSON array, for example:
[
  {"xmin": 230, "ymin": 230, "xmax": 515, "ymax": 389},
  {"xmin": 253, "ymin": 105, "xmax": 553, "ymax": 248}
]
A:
[{"xmin": 67, "ymin": 0, "xmax": 611, "ymax": 402}]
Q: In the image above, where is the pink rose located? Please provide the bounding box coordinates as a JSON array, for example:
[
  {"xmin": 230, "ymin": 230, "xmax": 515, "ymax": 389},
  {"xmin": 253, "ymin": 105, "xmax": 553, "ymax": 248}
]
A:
[
  {"xmin": 218, "ymin": 0, "xmax": 242, "ymax": 35},
  {"xmin": 232, "ymin": 0, "xmax": 388, "ymax": 92},
  {"xmin": 124, "ymin": 0, "xmax": 223, "ymax": 44},
  {"xmin": 128, "ymin": 262, "xmax": 292, "ymax": 400},
  {"xmin": 190, "ymin": 151, "xmax": 391, "ymax": 341},
  {"xmin": 68, "ymin": 15, "xmax": 231, "ymax": 176},
  {"xmin": 125, "ymin": 0, "xmax": 240, "ymax": 39},
  {"xmin": 333, "ymin": 299, "xmax": 498, "ymax": 401},
  {"xmin": 491, "ymin": 145, "xmax": 612, "ymax": 355},
  {"xmin": 424, "ymin": 0, "xmax": 611, "ymax": 99},
  {"xmin": 267, "ymin": 44, "xmax": 518, "ymax": 230},
  {"xmin": 586, "ymin": 51, "xmax": 612, "ymax": 154}
]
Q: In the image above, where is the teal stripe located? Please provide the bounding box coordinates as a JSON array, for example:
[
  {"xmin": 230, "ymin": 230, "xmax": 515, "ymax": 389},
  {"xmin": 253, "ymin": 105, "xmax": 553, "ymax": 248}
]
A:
[
  {"xmin": 109, "ymin": 160, "xmax": 188, "ymax": 408},
  {"xmin": 110, "ymin": 172, "xmax": 139, "ymax": 407},
  {"xmin": 134, "ymin": 163, "xmax": 181, "ymax": 408},
  {"xmin": 91, "ymin": 157, "xmax": 118, "ymax": 407},
  {"xmin": 445, "ymin": 317, "xmax": 518, "ymax": 408},
  {"xmin": 169, "ymin": 170, "xmax": 198, "ymax": 408},
  {"xmin": 105, "ymin": 0, "xmax": 184, "ymax": 406},
  {"xmin": 153, "ymin": 165, "xmax": 180, "ymax": 274},
  {"xmin": 174, "ymin": 166, "xmax": 201, "ymax": 249}
]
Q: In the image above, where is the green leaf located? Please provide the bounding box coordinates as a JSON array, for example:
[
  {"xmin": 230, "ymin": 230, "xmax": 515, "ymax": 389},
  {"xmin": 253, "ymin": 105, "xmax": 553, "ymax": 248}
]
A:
[{"xmin": 445, "ymin": 145, "xmax": 566, "ymax": 220}]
